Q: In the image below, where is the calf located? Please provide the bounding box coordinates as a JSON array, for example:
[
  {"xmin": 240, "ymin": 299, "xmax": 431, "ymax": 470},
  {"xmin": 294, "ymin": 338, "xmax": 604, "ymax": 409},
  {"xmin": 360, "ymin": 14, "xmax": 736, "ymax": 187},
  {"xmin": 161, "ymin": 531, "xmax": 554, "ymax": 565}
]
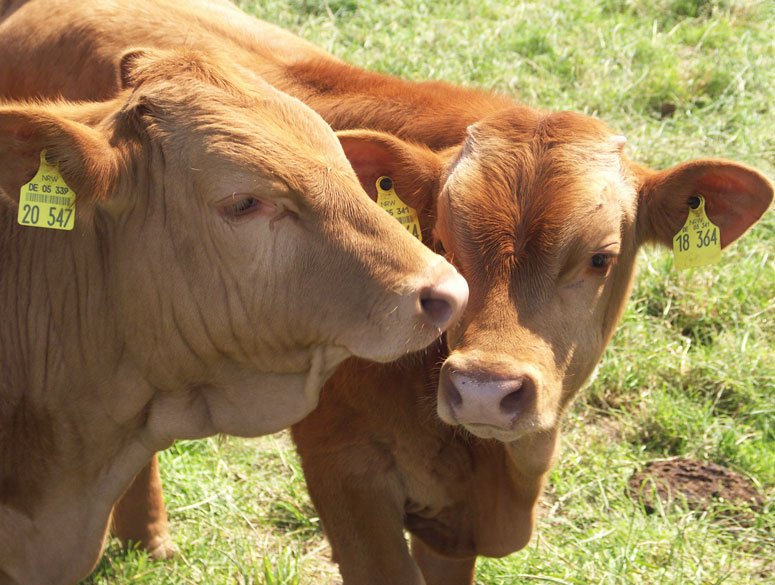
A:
[
  {"xmin": 3, "ymin": 1, "xmax": 770, "ymax": 583},
  {"xmin": 293, "ymin": 129, "xmax": 772, "ymax": 585},
  {"xmin": 0, "ymin": 45, "xmax": 467, "ymax": 585}
]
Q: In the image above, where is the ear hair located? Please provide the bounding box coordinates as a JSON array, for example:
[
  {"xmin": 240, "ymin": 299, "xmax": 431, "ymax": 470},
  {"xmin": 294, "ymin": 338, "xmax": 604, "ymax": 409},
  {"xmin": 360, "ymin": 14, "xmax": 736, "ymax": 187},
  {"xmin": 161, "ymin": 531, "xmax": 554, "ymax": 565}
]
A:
[{"xmin": 114, "ymin": 90, "xmax": 163, "ymax": 143}]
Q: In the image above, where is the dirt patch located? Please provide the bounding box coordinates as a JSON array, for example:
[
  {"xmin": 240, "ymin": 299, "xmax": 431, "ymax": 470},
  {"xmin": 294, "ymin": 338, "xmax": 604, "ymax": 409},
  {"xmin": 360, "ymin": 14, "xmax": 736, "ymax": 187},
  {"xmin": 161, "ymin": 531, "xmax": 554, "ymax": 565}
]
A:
[{"xmin": 628, "ymin": 457, "xmax": 764, "ymax": 524}]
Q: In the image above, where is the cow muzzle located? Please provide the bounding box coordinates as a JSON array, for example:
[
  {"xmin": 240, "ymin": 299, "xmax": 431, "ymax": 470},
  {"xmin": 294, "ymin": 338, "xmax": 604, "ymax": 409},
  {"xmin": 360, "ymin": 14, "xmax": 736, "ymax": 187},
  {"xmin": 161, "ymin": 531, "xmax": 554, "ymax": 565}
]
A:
[
  {"xmin": 345, "ymin": 258, "xmax": 468, "ymax": 363},
  {"xmin": 416, "ymin": 264, "xmax": 468, "ymax": 331},
  {"xmin": 437, "ymin": 356, "xmax": 554, "ymax": 441}
]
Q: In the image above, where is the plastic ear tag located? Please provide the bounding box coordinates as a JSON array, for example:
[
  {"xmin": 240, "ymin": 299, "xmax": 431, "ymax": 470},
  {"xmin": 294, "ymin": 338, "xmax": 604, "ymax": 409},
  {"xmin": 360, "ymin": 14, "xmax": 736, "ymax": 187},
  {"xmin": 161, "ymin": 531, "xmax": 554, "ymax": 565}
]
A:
[
  {"xmin": 17, "ymin": 149, "xmax": 76, "ymax": 230},
  {"xmin": 375, "ymin": 176, "xmax": 422, "ymax": 242},
  {"xmin": 672, "ymin": 195, "xmax": 721, "ymax": 270}
]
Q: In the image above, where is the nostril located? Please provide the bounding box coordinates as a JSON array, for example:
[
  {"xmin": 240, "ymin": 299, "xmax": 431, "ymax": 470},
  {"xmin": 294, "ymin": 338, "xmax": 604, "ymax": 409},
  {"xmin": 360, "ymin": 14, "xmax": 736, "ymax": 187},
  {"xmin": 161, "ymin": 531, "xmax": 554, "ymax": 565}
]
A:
[
  {"xmin": 499, "ymin": 376, "xmax": 534, "ymax": 418},
  {"xmin": 499, "ymin": 388, "xmax": 523, "ymax": 416},
  {"xmin": 418, "ymin": 272, "xmax": 468, "ymax": 330},
  {"xmin": 440, "ymin": 368, "xmax": 463, "ymax": 409},
  {"xmin": 420, "ymin": 292, "xmax": 453, "ymax": 328}
]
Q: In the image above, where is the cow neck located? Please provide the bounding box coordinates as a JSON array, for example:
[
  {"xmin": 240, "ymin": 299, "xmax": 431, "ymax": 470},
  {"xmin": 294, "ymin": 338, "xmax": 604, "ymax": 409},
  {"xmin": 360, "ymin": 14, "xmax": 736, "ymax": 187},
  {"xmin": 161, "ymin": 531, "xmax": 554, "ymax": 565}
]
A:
[
  {"xmin": 2, "ymin": 98, "xmax": 127, "ymax": 387},
  {"xmin": 1, "ymin": 214, "xmax": 118, "ymax": 389},
  {"xmin": 0, "ymin": 215, "xmax": 135, "ymax": 520}
]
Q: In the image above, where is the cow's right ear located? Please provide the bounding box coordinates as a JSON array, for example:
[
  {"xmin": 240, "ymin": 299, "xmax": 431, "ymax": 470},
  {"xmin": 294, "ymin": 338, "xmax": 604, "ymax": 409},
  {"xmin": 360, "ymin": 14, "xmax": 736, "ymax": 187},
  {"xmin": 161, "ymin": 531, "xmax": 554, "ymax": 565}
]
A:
[
  {"xmin": 118, "ymin": 49, "xmax": 150, "ymax": 89},
  {"xmin": 336, "ymin": 129, "xmax": 444, "ymax": 217},
  {"xmin": 0, "ymin": 108, "xmax": 118, "ymax": 206}
]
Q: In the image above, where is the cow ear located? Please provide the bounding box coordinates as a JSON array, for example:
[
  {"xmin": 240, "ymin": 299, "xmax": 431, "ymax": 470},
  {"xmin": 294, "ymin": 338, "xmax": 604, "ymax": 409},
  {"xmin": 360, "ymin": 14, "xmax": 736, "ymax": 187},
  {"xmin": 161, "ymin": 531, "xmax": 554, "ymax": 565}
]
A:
[
  {"xmin": 118, "ymin": 49, "xmax": 150, "ymax": 89},
  {"xmin": 636, "ymin": 159, "xmax": 773, "ymax": 249},
  {"xmin": 336, "ymin": 129, "xmax": 443, "ymax": 215},
  {"xmin": 0, "ymin": 108, "xmax": 117, "ymax": 206},
  {"xmin": 117, "ymin": 49, "xmax": 166, "ymax": 124}
]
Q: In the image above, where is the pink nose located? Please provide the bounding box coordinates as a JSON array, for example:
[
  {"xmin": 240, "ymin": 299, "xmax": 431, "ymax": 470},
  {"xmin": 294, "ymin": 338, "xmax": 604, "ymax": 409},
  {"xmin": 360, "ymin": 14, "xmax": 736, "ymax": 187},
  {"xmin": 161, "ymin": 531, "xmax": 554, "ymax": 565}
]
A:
[
  {"xmin": 417, "ymin": 270, "xmax": 468, "ymax": 331},
  {"xmin": 439, "ymin": 363, "xmax": 536, "ymax": 429}
]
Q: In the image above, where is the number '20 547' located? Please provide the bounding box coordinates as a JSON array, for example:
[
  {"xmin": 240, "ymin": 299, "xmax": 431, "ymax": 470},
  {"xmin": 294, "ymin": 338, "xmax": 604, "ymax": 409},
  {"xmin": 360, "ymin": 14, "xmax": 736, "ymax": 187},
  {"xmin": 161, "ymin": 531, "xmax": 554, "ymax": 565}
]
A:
[{"xmin": 20, "ymin": 204, "xmax": 73, "ymax": 228}]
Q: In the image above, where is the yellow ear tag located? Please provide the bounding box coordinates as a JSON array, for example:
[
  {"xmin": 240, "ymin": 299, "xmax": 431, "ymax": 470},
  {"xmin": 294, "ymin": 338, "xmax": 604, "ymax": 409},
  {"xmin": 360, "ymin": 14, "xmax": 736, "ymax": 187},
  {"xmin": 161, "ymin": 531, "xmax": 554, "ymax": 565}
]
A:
[
  {"xmin": 17, "ymin": 149, "xmax": 76, "ymax": 230},
  {"xmin": 672, "ymin": 195, "xmax": 721, "ymax": 270},
  {"xmin": 375, "ymin": 176, "xmax": 422, "ymax": 242}
]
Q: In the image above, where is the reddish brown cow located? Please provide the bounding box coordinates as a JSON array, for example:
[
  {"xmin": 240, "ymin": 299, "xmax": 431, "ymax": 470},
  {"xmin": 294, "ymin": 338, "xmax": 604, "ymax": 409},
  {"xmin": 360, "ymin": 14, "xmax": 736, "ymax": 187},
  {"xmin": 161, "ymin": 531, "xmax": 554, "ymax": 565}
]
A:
[
  {"xmin": 2, "ymin": 1, "xmax": 771, "ymax": 584},
  {"xmin": 0, "ymin": 24, "xmax": 468, "ymax": 585}
]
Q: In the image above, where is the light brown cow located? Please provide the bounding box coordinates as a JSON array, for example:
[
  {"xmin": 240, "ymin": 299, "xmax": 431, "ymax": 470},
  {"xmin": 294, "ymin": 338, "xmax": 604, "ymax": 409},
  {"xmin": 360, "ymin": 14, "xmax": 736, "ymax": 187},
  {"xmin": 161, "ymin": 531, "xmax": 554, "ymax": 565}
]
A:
[
  {"xmin": 0, "ymin": 41, "xmax": 468, "ymax": 585},
  {"xmin": 3, "ymin": 1, "xmax": 771, "ymax": 584}
]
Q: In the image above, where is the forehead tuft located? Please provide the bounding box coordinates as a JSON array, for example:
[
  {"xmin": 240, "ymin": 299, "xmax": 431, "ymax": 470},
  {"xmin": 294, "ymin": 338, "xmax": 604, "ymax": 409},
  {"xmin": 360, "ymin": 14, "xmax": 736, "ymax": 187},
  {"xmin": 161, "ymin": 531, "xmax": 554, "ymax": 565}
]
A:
[
  {"xmin": 126, "ymin": 49, "xmax": 255, "ymax": 100},
  {"xmin": 122, "ymin": 50, "xmax": 351, "ymax": 189},
  {"xmin": 447, "ymin": 108, "xmax": 633, "ymax": 284}
]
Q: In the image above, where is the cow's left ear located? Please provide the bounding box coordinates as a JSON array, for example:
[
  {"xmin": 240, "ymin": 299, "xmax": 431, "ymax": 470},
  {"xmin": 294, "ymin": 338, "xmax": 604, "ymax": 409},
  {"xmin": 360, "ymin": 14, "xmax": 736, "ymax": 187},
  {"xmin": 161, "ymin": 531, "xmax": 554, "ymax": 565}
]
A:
[
  {"xmin": 0, "ymin": 108, "xmax": 118, "ymax": 205},
  {"xmin": 635, "ymin": 159, "xmax": 773, "ymax": 248},
  {"xmin": 336, "ymin": 129, "xmax": 444, "ymax": 215}
]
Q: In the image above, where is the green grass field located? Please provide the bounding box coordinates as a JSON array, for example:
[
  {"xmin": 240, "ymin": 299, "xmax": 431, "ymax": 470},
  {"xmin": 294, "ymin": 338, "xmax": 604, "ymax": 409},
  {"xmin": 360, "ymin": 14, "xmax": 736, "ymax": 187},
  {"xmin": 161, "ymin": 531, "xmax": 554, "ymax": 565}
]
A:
[{"xmin": 84, "ymin": 0, "xmax": 774, "ymax": 583}]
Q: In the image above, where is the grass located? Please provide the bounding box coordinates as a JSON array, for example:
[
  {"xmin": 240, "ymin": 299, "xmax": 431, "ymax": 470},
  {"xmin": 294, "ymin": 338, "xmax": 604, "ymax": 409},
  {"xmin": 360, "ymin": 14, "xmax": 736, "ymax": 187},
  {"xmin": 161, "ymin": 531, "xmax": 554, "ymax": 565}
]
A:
[{"xmin": 83, "ymin": 0, "xmax": 774, "ymax": 583}]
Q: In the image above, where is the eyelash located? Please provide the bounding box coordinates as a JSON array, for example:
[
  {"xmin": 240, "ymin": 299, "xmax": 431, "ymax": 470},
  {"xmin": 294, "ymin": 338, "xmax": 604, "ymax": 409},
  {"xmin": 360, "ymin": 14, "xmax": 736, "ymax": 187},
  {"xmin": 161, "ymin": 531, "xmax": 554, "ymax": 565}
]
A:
[
  {"xmin": 218, "ymin": 195, "xmax": 298, "ymax": 225},
  {"xmin": 228, "ymin": 197, "xmax": 265, "ymax": 217},
  {"xmin": 590, "ymin": 253, "xmax": 617, "ymax": 272}
]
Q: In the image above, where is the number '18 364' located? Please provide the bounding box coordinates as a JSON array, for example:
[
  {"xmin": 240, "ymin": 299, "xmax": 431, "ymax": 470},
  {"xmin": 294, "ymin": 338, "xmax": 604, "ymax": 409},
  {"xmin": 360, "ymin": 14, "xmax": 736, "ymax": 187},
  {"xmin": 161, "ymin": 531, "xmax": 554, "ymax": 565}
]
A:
[{"xmin": 676, "ymin": 228, "xmax": 718, "ymax": 252}]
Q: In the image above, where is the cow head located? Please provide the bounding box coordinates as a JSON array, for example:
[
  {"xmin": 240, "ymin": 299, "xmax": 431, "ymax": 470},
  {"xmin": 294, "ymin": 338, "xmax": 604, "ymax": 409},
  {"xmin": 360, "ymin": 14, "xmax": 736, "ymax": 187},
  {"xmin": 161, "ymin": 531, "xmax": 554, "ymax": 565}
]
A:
[
  {"xmin": 338, "ymin": 109, "xmax": 772, "ymax": 473},
  {"xmin": 0, "ymin": 49, "xmax": 467, "ymax": 437}
]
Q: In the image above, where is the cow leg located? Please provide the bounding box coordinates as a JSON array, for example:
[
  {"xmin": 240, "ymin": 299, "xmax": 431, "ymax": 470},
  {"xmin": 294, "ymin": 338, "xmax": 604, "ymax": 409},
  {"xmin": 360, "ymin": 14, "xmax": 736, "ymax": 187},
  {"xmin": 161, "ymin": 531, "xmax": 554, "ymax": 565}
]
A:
[
  {"xmin": 303, "ymin": 460, "xmax": 424, "ymax": 585},
  {"xmin": 110, "ymin": 453, "xmax": 177, "ymax": 559},
  {"xmin": 411, "ymin": 535, "xmax": 476, "ymax": 585}
]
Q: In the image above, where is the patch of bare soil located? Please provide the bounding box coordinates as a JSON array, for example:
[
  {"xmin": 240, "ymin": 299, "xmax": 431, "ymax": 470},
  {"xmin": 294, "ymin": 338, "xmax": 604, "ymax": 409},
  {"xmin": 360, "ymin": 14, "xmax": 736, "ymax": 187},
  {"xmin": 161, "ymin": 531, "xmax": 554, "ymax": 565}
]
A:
[{"xmin": 628, "ymin": 457, "xmax": 764, "ymax": 525}]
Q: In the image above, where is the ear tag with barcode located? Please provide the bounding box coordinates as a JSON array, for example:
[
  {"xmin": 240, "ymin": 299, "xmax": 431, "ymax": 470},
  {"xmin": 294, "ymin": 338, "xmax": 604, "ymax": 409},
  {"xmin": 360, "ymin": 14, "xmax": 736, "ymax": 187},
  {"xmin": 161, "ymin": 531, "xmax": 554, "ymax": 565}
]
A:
[
  {"xmin": 672, "ymin": 195, "xmax": 721, "ymax": 270},
  {"xmin": 376, "ymin": 176, "xmax": 422, "ymax": 242},
  {"xmin": 17, "ymin": 149, "xmax": 76, "ymax": 230}
]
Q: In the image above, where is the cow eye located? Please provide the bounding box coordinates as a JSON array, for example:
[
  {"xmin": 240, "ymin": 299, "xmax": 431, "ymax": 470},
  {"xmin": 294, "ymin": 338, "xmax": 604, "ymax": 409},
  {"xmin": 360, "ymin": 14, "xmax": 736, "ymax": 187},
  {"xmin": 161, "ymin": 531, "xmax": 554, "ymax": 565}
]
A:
[
  {"xmin": 226, "ymin": 196, "xmax": 274, "ymax": 217},
  {"xmin": 590, "ymin": 253, "xmax": 616, "ymax": 272},
  {"xmin": 216, "ymin": 194, "xmax": 280, "ymax": 219}
]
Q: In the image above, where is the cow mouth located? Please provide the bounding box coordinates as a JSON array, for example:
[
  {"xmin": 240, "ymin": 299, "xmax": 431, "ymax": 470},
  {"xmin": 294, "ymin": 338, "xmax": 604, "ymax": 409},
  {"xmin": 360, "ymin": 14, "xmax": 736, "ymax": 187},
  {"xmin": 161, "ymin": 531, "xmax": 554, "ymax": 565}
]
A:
[{"xmin": 458, "ymin": 422, "xmax": 530, "ymax": 443}]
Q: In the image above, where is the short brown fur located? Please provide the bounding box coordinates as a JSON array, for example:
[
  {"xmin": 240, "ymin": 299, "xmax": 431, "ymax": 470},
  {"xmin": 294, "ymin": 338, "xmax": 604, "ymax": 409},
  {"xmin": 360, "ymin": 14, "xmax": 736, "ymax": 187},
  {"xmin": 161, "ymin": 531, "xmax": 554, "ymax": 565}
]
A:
[{"xmin": 2, "ymin": 2, "xmax": 771, "ymax": 584}]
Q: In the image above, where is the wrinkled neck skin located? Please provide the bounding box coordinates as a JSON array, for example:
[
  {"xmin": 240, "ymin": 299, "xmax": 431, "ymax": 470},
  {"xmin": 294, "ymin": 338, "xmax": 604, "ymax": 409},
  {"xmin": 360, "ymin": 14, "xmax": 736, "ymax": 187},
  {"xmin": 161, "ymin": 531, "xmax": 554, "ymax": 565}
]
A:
[
  {"xmin": 468, "ymin": 429, "xmax": 559, "ymax": 557},
  {"xmin": 0, "ymin": 204, "xmax": 348, "ymax": 585},
  {"xmin": 0, "ymin": 212, "xmax": 149, "ymax": 585},
  {"xmin": 100, "ymin": 144, "xmax": 355, "ymax": 438}
]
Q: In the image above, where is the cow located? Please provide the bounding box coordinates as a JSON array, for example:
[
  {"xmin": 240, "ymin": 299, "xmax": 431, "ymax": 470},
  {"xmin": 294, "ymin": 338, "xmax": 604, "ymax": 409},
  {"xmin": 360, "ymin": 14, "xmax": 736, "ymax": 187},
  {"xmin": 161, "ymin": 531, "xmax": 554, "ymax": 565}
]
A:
[
  {"xmin": 0, "ymin": 42, "xmax": 469, "ymax": 585},
  {"xmin": 2, "ymin": 1, "xmax": 771, "ymax": 584}
]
